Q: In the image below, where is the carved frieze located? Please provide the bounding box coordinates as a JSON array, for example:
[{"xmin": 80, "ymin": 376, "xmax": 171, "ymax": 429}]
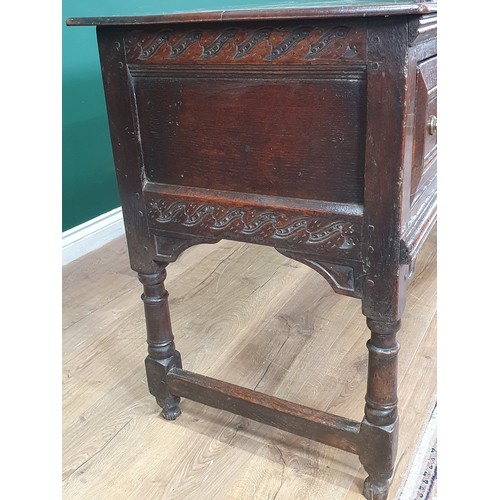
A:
[
  {"xmin": 128, "ymin": 24, "xmax": 363, "ymax": 64},
  {"xmin": 146, "ymin": 198, "xmax": 361, "ymax": 258}
]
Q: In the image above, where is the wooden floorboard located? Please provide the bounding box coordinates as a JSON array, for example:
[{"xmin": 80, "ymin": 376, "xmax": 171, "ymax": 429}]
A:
[{"xmin": 62, "ymin": 228, "xmax": 437, "ymax": 499}]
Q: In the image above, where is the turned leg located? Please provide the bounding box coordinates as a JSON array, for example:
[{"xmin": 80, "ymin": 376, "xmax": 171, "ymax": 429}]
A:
[
  {"xmin": 139, "ymin": 268, "xmax": 182, "ymax": 420},
  {"xmin": 359, "ymin": 318, "xmax": 400, "ymax": 500}
]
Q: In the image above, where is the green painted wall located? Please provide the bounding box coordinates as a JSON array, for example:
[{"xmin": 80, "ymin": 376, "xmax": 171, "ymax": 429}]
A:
[
  {"xmin": 62, "ymin": 0, "xmax": 297, "ymax": 231},
  {"xmin": 62, "ymin": 0, "xmax": 323, "ymax": 231},
  {"xmin": 63, "ymin": 2, "xmax": 117, "ymax": 231},
  {"xmin": 63, "ymin": 0, "xmax": 417, "ymax": 231}
]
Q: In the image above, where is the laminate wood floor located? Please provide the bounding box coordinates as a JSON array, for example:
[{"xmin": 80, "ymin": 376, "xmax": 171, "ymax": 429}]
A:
[{"xmin": 62, "ymin": 227, "xmax": 437, "ymax": 500}]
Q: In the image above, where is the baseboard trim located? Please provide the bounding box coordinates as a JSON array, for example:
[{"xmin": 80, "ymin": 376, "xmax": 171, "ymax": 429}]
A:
[{"xmin": 62, "ymin": 207, "xmax": 125, "ymax": 266}]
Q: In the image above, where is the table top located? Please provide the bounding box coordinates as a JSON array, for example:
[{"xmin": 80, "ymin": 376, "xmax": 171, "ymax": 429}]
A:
[{"xmin": 66, "ymin": 0, "xmax": 437, "ymax": 26}]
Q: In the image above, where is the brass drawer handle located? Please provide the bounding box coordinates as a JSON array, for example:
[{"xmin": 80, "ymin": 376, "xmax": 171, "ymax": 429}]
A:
[{"xmin": 428, "ymin": 115, "xmax": 437, "ymax": 135}]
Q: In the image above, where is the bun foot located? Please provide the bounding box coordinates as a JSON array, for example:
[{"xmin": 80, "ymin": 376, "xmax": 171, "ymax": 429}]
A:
[
  {"xmin": 363, "ymin": 476, "xmax": 389, "ymax": 500},
  {"xmin": 158, "ymin": 396, "xmax": 181, "ymax": 421}
]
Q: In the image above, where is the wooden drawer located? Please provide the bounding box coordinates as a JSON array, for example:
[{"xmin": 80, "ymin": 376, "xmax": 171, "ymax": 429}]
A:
[{"xmin": 411, "ymin": 56, "xmax": 437, "ymax": 200}]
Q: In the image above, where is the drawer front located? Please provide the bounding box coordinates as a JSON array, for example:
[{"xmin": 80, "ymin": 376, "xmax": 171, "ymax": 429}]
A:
[{"xmin": 411, "ymin": 56, "xmax": 437, "ymax": 199}]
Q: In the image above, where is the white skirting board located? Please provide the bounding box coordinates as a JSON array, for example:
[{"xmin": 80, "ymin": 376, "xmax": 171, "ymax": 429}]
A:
[{"xmin": 62, "ymin": 207, "xmax": 125, "ymax": 265}]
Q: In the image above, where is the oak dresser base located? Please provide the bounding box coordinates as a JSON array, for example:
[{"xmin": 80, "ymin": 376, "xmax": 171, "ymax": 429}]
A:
[{"xmin": 68, "ymin": 3, "xmax": 438, "ymax": 498}]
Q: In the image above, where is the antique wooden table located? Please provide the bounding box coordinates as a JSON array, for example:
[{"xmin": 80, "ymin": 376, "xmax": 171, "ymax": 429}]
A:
[{"xmin": 68, "ymin": 2, "xmax": 437, "ymax": 498}]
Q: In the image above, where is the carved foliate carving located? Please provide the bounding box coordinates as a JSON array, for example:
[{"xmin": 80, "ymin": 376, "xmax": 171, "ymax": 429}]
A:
[
  {"xmin": 203, "ymin": 28, "xmax": 239, "ymax": 59},
  {"xmin": 264, "ymin": 26, "xmax": 314, "ymax": 60},
  {"xmin": 168, "ymin": 31, "xmax": 203, "ymax": 59},
  {"xmin": 235, "ymin": 27, "xmax": 273, "ymax": 59},
  {"xmin": 138, "ymin": 30, "xmax": 172, "ymax": 60},
  {"xmin": 146, "ymin": 199, "xmax": 360, "ymax": 258},
  {"xmin": 306, "ymin": 27, "xmax": 349, "ymax": 58},
  {"xmin": 128, "ymin": 24, "xmax": 360, "ymax": 64}
]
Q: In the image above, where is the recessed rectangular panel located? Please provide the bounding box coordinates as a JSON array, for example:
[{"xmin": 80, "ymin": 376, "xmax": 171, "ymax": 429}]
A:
[{"xmin": 133, "ymin": 68, "xmax": 366, "ymax": 203}]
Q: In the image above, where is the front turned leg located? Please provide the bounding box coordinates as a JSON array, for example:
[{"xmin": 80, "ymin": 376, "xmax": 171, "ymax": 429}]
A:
[
  {"xmin": 139, "ymin": 269, "xmax": 182, "ymax": 420},
  {"xmin": 359, "ymin": 318, "xmax": 400, "ymax": 500}
]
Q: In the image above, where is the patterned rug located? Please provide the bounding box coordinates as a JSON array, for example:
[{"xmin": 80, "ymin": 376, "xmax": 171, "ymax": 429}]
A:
[{"xmin": 399, "ymin": 406, "xmax": 437, "ymax": 499}]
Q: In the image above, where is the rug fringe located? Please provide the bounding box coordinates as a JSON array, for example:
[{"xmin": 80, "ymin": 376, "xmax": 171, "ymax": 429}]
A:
[{"xmin": 398, "ymin": 405, "xmax": 437, "ymax": 499}]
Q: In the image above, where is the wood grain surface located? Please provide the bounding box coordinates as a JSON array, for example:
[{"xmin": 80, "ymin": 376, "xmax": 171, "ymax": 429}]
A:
[
  {"xmin": 62, "ymin": 227, "xmax": 436, "ymax": 499},
  {"xmin": 133, "ymin": 69, "xmax": 366, "ymax": 203}
]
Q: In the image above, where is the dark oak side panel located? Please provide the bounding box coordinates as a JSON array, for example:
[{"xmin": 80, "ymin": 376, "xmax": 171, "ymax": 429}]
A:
[
  {"xmin": 132, "ymin": 66, "xmax": 367, "ymax": 204},
  {"xmin": 83, "ymin": 9, "xmax": 438, "ymax": 500}
]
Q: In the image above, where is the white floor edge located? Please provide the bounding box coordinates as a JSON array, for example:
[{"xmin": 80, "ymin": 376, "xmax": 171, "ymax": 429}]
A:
[
  {"xmin": 62, "ymin": 207, "xmax": 124, "ymax": 266},
  {"xmin": 398, "ymin": 405, "xmax": 438, "ymax": 499}
]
